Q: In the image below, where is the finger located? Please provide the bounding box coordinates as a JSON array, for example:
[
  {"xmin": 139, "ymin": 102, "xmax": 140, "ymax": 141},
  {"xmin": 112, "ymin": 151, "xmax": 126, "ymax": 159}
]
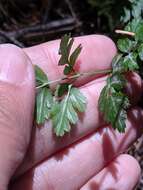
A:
[
  {"xmin": 24, "ymin": 35, "xmax": 117, "ymax": 86},
  {"xmin": 80, "ymin": 154, "xmax": 141, "ymax": 190},
  {"xmin": 11, "ymin": 108, "xmax": 143, "ymax": 190},
  {"xmin": 15, "ymin": 72, "xmax": 142, "ymax": 177},
  {"xmin": 125, "ymin": 72, "xmax": 143, "ymax": 104},
  {"xmin": 0, "ymin": 44, "xmax": 35, "ymax": 189}
]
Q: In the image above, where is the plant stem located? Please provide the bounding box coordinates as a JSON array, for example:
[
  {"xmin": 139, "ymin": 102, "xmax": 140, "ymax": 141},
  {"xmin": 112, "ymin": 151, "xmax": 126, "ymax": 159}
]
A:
[
  {"xmin": 36, "ymin": 69, "xmax": 112, "ymax": 89},
  {"xmin": 115, "ymin": 30, "xmax": 135, "ymax": 36}
]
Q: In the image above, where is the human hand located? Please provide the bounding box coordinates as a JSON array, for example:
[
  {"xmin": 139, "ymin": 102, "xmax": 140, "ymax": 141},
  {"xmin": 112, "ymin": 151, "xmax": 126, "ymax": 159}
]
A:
[{"xmin": 0, "ymin": 35, "xmax": 142, "ymax": 190}]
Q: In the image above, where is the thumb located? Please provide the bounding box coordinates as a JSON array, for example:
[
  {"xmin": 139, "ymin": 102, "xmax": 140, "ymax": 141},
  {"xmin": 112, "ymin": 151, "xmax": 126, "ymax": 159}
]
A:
[{"xmin": 0, "ymin": 44, "xmax": 35, "ymax": 189}]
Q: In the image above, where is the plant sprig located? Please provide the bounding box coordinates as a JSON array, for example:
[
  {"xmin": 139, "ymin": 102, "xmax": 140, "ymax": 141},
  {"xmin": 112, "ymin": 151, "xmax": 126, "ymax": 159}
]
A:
[
  {"xmin": 35, "ymin": 0, "xmax": 143, "ymax": 136},
  {"xmin": 35, "ymin": 34, "xmax": 88, "ymax": 136}
]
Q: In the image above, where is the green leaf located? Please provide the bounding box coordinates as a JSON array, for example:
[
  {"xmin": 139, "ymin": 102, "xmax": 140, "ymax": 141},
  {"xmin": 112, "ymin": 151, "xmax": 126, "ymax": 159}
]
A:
[
  {"xmin": 112, "ymin": 54, "xmax": 124, "ymax": 73},
  {"xmin": 59, "ymin": 34, "xmax": 75, "ymax": 66},
  {"xmin": 69, "ymin": 44, "xmax": 82, "ymax": 66},
  {"xmin": 70, "ymin": 87, "xmax": 87, "ymax": 112},
  {"xmin": 51, "ymin": 85, "xmax": 87, "ymax": 136},
  {"xmin": 117, "ymin": 38, "xmax": 136, "ymax": 53},
  {"xmin": 99, "ymin": 85, "xmax": 129, "ymax": 133},
  {"xmin": 125, "ymin": 19, "xmax": 143, "ymax": 42},
  {"xmin": 64, "ymin": 65, "xmax": 73, "ymax": 75},
  {"xmin": 138, "ymin": 43, "xmax": 143, "ymax": 61},
  {"xmin": 59, "ymin": 34, "xmax": 71, "ymax": 65},
  {"xmin": 35, "ymin": 65, "xmax": 48, "ymax": 86},
  {"xmin": 36, "ymin": 87, "xmax": 53, "ymax": 125},
  {"xmin": 67, "ymin": 37, "xmax": 74, "ymax": 55},
  {"xmin": 59, "ymin": 34, "xmax": 70, "ymax": 65},
  {"xmin": 59, "ymin": 34, "xmax": 82, "ymax": 76},
  {"xmin": 135, "ymin": 21, "xmax": 143, "ymax": 42},
  {"xmin": 56, "ymin": 83, "xmax": 69, "ymax": 97},
  {"xmin": 123, "ymin": 1, "xmax": 143, "ymax": 24},
  {"xmin": 125, "ymin": 19, "xmax": 141, "ymax": 32},
  {"xmin": 113, "ymin": 96, "xmax": 129, "ymax": 133},
  {"xmin": 123, "ymin": 52, "xmax": 139, "ymax": 71},
  {"xmin": 107, "ymin": 73, "xmax": 126, "ymax": 91},
  {"xmin": 132, "ymin": 3, "xmax": 142, "ymax": 19},
  {"xmin": 121, "ymin": 7, "xmax": 131, "ymax": 23},
  {"xmin": 112, "ymin": 54, "xmax": 136, "ymax": 74}
]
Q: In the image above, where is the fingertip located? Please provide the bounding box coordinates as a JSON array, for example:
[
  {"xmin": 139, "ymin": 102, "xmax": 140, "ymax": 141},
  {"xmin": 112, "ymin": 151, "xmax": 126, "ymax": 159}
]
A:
[
  {"xmin": 81, "ymin": 154, "xmax": 141, "ymax": 190},
  {"xmin": 70, "ymin": 34, "xmax": 117, "ymax": 72},
  {"xmin": 119, "ymin": 154, "xmax": 141, "ymax": 180},
  {"xmin": 85, "ymin": 34, "xmax": 117, "ymax": 64}
]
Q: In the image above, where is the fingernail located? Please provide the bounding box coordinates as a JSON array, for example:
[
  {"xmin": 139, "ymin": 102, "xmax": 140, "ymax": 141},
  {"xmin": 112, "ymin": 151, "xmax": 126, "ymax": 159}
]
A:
[{"xmin": 0, "ymin": 44, "xmax": 30, "ymax": 85}]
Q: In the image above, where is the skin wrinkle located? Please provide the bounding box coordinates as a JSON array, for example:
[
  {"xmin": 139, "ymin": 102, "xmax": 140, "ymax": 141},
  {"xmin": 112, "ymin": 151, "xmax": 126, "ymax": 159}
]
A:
[
  {"xmin": 0, "ymin": 83, "xmax": 31, "ymax": 160},
  {"xmin": 41, "ymin": 44, "xmax": 61, "ymax": 81},
  {"xmin": 0, "ymin": 85, "xmax": 30, "ymax": 145},
  {"xmin": 11, "ymin": 113, "xmax": 141, "ymax": 190},
  {"xmin": 81, "ymin": 154, "xmax": 141, "ymax": 190},
  {"xmin": 34, "ymin": 166, "xmax": 50, "ymax": 190},
  {"xmin": 14, "ymin": 107, "xmax": 142, "ymax": 190},
  {"xmin": 45, "ymin": 140, "xmax": 100, "ymax": 189},
  {"xmin": 0, "ymin": 87, "xmax": 20, "ymax": 127},
  {"xmin": 0, "ymin": 99, "xmax": 27, "ymax": 188}
]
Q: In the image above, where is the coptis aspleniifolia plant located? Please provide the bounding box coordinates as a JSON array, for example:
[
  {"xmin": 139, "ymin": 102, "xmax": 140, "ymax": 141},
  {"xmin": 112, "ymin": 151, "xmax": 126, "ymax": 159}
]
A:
[{"xmin": 35, "ymin": 0, "xmax": 143, "ymax": 137}]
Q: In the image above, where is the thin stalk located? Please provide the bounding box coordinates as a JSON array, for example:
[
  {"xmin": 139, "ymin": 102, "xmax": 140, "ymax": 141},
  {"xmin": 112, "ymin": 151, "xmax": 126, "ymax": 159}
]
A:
[
  {"xmin": 115, "ymin": 30, "xmax": 135, "ymax": 36},
  {"xmin": 36, "ymin": 69, "xmax": 112, "ymax": 89}
]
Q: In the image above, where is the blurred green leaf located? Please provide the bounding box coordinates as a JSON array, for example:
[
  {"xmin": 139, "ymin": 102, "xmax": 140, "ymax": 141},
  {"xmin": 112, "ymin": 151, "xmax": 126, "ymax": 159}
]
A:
[
  {"xmin": 59, "ymin": 34, "xmax": 82, "ymax": 76},
  {"xmin": 99, "ymin": 77, "xmax": 129, "ymax": 133},
  {"xmin": 138, "ymin": 43, "xmax": 143, "ymax": 60},
  {"xmin": 135, "ymin": 21, "xmax": 143, "ymax": 42},
  {"xmin": 35, "ymin": 65, "xmax": 48, "ymax": 86},
  {"xmin": 123, "ymin": 52, "xmax": 139, "ymax": 71},
  {"xmin": 59, "ymin": 34, "xmax": 72, "ymax": 65},
  {"xmin": 36, "ymin": 88, "xmax": 53, "ymax": 125},
  {"xmin": 69, "ymin": 44, "xmax": 82, "ymax": 66},
  {"xmin": 51, "ymin": 85, "xmax": 87, "ymax": 136},
  {"xmin": 117, "ymin": 38, "xmax": 136, "ymax": 53},
  {"xmin": 56, "ymin": 83, "xmax": 69, "ymax": 97},
  {"xmin": 64, "ymin": 65, "xmax": 73, "ymax": 75}
]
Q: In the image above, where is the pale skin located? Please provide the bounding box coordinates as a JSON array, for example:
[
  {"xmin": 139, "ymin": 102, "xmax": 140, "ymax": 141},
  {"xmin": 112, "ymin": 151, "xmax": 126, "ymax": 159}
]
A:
[{"xmin": 0, "ymin": 35, "xmax": 142, "ymax": 190}]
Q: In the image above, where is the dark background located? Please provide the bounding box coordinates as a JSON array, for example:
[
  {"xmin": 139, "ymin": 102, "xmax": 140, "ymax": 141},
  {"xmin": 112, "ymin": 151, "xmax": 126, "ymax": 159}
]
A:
[{"xmin": 0, "ymin": 0, "xmax": 130, "ymax": 47}]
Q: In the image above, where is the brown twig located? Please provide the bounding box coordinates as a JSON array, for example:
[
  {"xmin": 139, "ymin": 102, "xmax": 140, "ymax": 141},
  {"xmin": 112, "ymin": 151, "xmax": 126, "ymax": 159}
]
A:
[
  {"xmin": 0, "ymin": 30, "xmax": 24, "ymax": 47},
  {"xmin": 9, "ymin": 18, "xmax": 76, "ymax": 38},
  {"xmin": 41, "ymin": 0, "xmax": 53, "ymax": 23},
  {"xmin": 0, "ymin": 18, "xmax": 77, "ymax": 47},
  {"xmin": 22, "ymin": 26, "xmax": 75, "ymax": 41},
  {"xmin": 65, "ymin": 0, "xmax": 80, "ymax": 27}
]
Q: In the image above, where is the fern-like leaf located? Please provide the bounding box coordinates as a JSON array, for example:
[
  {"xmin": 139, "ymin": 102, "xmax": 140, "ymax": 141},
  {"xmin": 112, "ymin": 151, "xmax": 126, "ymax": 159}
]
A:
[
  {"xmin": 58, "ymin": 34, "xmax": 82, "ymax": 75},
  {"xmin": 36, "ymin": 87, "xmax": 53, "ymax": 125},
  {"xmin": 99, "ymin": 73, "xmax": 130, "ymax": 132},
  {"xmin": 51, "ymin": 85, "xmax": 87, "ymax": 136}
]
